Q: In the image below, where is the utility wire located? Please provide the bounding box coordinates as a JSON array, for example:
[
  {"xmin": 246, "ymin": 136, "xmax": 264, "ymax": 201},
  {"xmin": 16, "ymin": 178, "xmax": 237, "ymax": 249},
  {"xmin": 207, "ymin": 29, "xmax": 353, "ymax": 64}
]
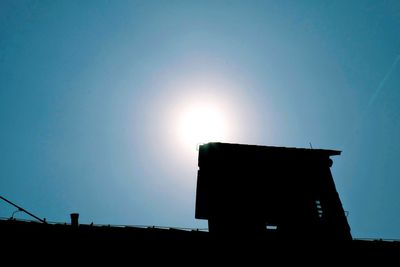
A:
[{"xmin": 0, "ymin": 196, "xmax": 47, "ymax": 224}]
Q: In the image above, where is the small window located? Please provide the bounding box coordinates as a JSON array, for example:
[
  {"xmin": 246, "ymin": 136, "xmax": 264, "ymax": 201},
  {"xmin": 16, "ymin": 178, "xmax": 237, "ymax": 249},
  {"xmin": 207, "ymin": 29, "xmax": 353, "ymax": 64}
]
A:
[
  {"xmin": 315, "ymin": 200, "xmax": 323, "ymax": 218},
  {"xmin": 266, "ymin": 224, "xmax": 278, "ymax": 230}
]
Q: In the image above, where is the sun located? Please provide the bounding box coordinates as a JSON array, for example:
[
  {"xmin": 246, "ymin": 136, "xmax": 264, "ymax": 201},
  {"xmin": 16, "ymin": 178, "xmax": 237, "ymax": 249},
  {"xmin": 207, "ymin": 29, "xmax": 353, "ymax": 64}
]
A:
[{"xmin": 179, "ymin": 103, "xmax": 227, "ymax": 149}]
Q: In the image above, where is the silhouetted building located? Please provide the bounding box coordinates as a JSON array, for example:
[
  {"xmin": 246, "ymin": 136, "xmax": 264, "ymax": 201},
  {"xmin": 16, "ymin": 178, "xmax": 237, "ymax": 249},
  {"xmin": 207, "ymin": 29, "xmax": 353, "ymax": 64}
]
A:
[
  {"xmin": 195, "ymin": 142, "xmax": 352, "ymax": 241},
  {"xmin": 2, "ymin": 142, "xmax": 400, "ymax": 261}
]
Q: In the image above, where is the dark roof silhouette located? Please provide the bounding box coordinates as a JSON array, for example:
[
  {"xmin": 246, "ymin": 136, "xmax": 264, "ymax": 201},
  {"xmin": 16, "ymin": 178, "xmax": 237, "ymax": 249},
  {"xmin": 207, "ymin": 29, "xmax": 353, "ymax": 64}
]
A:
[
  {"xmin": 1, "ymin": 142, "xmax": 400, "ymax": 261},
  {"xmin": 1, "ymin": 218, "xmax": 400, "ymax": 262}
]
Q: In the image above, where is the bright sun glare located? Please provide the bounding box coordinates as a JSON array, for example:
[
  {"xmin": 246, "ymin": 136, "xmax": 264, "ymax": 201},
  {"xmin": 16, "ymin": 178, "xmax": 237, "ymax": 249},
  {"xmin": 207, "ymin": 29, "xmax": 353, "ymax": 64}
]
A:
[{"xmin": 179, "ymin": 104, "xmax": 227, "ymax": 149}]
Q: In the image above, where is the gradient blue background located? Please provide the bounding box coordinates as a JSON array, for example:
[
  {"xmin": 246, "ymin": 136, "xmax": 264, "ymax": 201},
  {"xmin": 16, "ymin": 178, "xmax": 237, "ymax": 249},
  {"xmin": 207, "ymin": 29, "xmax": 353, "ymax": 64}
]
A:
[{"xmin": 1, "ymin": 0, "xmax": 399, "ymax": 239}]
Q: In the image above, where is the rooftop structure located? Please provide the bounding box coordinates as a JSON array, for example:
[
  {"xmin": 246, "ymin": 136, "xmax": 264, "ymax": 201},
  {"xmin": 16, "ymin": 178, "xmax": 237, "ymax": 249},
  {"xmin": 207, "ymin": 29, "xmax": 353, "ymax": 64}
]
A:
[{"xmin": 195, "ymin": 142, "xmax": 351, "ymax": 240}]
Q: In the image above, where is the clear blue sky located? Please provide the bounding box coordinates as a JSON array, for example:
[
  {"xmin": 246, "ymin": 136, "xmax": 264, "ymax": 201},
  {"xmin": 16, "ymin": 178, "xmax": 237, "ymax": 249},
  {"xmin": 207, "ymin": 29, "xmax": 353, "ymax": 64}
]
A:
[{"xmin": 1, "ymin": 1, "xmax": 399, "ymax": 239}]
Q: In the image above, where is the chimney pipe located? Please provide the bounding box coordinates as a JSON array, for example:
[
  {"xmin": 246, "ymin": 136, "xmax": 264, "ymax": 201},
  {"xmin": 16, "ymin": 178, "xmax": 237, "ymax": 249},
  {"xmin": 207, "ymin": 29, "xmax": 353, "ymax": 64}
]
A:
[{"xmin": 70, "ymin": 213, "xmax": 79, "ymax": 227}]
